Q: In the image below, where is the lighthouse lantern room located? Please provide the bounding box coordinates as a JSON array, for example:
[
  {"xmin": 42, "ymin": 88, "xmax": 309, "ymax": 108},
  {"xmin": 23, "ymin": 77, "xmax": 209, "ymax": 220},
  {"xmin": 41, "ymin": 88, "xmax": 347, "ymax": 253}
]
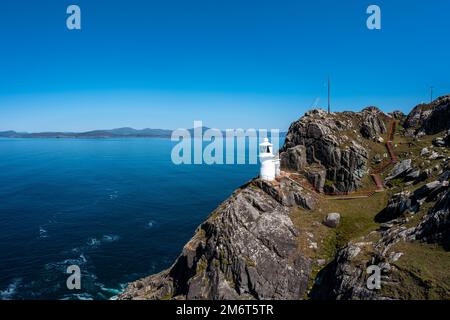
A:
[{"xmin": 259, "ymin": 138, "xmax": 279, "ymax": 181}]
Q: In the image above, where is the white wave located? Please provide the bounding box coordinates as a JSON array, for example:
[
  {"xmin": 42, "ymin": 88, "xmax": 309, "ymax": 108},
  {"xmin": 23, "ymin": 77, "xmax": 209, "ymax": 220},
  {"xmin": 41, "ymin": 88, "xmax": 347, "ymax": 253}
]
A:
[
  {"xmin": 101, "ymin": 234, "xmax": 120, "ymax": 243},
  {"xmin": 86, "ymin": 237, "xmax": 101, "ymax": 247},
  {"xmin": 108, "ymin": 191, "xmax": 119, "ymax": 200},
  {"xmin": 79, "ymin": 253, "xmax": 87, "ymax": 264},
  {"xmin": 100, "ymin": 286, "xmax": 121, "ymax": 295},
  {"xmin": 0, "ymin": 278, "xmax": 22, "ymax": 300},
  {"xmin": 45, "ymin": 253, "xmax": 88, "ymax": 272},
  {"xmin": 61, "ymin": 293, "xmax": 94, "ymax": 300},
  {"xmin": 39, "ymin": 226, "xmax": 48, "ymax": 239}
]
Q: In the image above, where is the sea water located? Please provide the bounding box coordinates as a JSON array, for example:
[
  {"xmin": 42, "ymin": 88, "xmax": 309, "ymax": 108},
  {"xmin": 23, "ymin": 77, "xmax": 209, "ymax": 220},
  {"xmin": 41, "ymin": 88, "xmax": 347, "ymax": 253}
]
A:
[{"xmin": 0, "ymin": 138, "xmax": 264, "ymax": 299}]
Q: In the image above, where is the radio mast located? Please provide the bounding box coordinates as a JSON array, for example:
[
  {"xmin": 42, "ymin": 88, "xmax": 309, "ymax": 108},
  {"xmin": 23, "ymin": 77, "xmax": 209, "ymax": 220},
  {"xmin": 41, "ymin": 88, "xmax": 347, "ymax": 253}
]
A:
[{"xmin": 328, "ymin": 76, "xmax": 331, "ymax": 114}]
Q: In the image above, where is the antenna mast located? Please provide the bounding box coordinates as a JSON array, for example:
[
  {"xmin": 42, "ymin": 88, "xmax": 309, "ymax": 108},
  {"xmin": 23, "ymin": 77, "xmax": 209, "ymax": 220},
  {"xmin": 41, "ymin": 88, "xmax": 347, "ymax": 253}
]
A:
[
  {"xmin": 430, "ymin": 86, "xmax": 434, "ymax": 103},
  {"xmin": 327, "ymin": 76, "xmax": 331, "ymax": 114}
]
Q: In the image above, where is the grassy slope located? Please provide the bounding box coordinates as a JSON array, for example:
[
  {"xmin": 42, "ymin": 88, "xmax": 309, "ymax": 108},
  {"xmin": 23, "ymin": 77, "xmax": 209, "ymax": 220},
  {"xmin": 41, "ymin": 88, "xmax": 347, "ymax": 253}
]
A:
[
  {"xmin": 383, "ymin": 241, "xmax": 450, "ymax": 299},
  {"xmin": 290, "ymin": 191, "xmax": 389, "ymax": 294}
]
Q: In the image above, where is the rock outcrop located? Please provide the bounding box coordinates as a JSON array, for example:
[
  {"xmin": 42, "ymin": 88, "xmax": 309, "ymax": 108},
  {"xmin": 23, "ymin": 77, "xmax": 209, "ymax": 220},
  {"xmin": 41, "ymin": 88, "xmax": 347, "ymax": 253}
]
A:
[
  {"xmin": 404, "ymin": 95, "xmax": 450, "ymax": 135},
  {"xmin": 415, "ymin": 189, "xmax": 450, "ymax": 249},
  {"xmin": 280, "ymin": 108, "xmax": 388, "ymax": 192},
  {"xmin": 360, "ymin": 107, "xmax": 388, "ymax": 139},
  {"xmin": 385, "ymin": 159, "xmax": 413, "ymax": 181}
]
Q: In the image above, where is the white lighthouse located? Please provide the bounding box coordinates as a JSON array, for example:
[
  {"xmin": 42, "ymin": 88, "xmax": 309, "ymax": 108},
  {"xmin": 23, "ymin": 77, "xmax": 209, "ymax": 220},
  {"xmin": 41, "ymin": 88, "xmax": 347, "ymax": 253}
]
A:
[{"xmin": 259, "ymin": 138, "xmax": 280, "ymax": 181}]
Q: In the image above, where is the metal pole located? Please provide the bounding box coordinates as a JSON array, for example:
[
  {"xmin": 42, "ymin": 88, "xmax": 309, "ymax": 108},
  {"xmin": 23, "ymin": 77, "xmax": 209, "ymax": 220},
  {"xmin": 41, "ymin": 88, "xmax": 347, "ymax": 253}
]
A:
[{"xmin": 328, "ymin": 76, "xmax": 331, "ymax": 114}]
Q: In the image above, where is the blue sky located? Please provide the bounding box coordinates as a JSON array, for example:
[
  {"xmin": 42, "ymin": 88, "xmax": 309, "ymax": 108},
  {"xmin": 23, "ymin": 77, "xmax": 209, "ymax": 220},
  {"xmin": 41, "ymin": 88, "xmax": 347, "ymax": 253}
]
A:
[{"xmin": 0, "ymin": 0, "xmax": 449, "ymax": 132}]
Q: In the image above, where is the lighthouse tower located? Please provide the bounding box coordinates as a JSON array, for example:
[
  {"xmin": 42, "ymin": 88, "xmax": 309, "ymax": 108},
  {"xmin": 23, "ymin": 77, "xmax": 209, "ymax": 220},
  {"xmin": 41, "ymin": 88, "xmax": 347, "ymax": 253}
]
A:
[{"xmin": 259, "ymin": 138, "xmax": 279, "ymax": 181}]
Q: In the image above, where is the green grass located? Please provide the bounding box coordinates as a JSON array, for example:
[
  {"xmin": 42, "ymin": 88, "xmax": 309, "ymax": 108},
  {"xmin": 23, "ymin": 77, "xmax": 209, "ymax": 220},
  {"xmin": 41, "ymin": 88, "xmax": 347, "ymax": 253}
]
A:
[
  {"xmin": 332, "ymin": 192, "xmax": 389, "ymax": 247},
  {"xmin": 290, "ymin": 190, "xmax": 389, "ymax": 295},
  {"xmin": 382, "ymin": 241, "xmax": 450, "ymax": 299},
  {"xmin": 291, "ymin": 188, "xmax": 390, "ymax": 253}
]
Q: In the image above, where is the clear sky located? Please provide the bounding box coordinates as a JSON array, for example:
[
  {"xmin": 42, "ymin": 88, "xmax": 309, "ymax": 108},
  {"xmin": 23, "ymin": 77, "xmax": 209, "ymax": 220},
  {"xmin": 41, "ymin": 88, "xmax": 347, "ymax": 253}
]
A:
[{"xmin": 0, "ymin": 0, "xmax": 449, "ymax": 132}]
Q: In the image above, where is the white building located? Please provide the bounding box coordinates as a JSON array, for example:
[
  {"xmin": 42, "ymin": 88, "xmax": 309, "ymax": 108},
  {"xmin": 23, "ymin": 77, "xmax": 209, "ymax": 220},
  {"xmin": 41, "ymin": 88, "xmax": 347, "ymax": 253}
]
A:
[{"xmin": 259, "ymin": 138, "xmax": 280, "ymax": 181}]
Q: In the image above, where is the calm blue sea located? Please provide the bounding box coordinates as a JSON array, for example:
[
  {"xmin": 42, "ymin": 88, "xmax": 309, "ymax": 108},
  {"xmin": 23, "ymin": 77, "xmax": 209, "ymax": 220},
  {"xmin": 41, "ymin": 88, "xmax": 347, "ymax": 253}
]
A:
[{"xmin": 0, "ymin": 138, "xmax": 261, "ymax": 300}]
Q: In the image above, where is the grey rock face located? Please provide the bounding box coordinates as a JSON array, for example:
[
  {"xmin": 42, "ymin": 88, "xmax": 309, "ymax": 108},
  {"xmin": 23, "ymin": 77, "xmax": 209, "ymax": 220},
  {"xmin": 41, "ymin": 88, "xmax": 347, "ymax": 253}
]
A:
[
  {"xmin": 259, "ymin": 178, "xmax": 317, "ymax": 210},
  {"xmin": 439, "ymin": 170, "xmax": 450, "ymax": 182},
  {"xmin": 305, "ymin": 167, "xmax": 327, "ymax": 192},
  {"xmin": 323, "ymin": 213, "xmax": 341, "ymax": 228},
  {"xmin": 377, "ymin": 192, "xmax": 415, "ymax": 222},
  {"xmin": 311, "ymin": 242, "xmax": 379, "ymax": 300},
  {"xmin": 415, "ymin": 189, "xmax": 450, "ymax": 248},
  {"xmin": 360, "ymin": 107, "xmax": 387, "ymax": 139},
  {"xmin": 279, "ymin": 108, "xmax": 385, "ymax": 192},
  {"xmin": 389, "ymin": 110, "xmax": 405, "ymax": 121},
  {"xmin": 377, "ymin": 180, "xmax": 450, "ymax": 223},
  {"xmin": 404, "ymin": 95, "xmax": 450, "ymax": 135},
  {"xmin": 414, "ymin": 180, "xmax": 449, "ymax": 202},
  {"xmin": 280, "ymin": 145, "xmax": 307, "ymax": 171},
  {"xmin": 405, "ymin": 169, "xmax": 421, "ymax": 181},
  {"xmin": 119, "ymin": 180, "xmax": 314, "ymax": 300},
  {"xmin": 385, "ymin": 159, "xmax": 412, "ymax": 181}
]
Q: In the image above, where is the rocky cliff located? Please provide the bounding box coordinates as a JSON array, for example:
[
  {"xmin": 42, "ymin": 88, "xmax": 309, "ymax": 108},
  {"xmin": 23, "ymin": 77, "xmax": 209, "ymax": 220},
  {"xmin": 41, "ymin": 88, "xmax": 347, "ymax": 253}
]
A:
[
  {"xmin": 120, "ymin": 179, "xmax": 317, "ymax": 300},
  {"xmin": 120, "ymin": 96, "xmax": 450, "ymax": 300},
  {"xmin": 280, "ymin": 107, "xmax": 387, "ymax": 193}
]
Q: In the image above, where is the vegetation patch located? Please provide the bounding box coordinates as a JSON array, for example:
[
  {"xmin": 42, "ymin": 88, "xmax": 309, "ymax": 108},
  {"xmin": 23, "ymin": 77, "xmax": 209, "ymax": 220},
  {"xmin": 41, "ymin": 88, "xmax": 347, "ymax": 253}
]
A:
[{"xmin": 382, "ymin": 241, "xmax": 450, "ymax": 299}]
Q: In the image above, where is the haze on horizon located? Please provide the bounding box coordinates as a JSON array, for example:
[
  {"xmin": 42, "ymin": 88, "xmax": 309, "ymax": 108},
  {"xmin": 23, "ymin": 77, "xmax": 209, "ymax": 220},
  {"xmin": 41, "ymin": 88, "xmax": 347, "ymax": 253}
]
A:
[{"xmin": 0, "ymin": 0, "xmax": 449, "ymax": 132}]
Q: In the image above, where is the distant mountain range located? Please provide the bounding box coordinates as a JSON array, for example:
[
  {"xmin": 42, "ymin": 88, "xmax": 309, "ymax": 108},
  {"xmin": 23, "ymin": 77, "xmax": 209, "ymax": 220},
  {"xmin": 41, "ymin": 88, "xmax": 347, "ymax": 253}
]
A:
[
  {"xmin": 0, "ymin": 127, "xmax": 286, "ymax": 139},
  {"xmin": 0, "ymin": 127, "xmax": 173, "ymax": 138}
]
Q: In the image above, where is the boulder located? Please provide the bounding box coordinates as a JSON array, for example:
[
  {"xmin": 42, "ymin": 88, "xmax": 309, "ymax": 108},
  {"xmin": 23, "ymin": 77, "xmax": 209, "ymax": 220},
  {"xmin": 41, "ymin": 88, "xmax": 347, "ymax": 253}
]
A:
[
  {"xmin": 385, "ymin": 159, "xmax": 412, "ymax": 181},
  {"xmin": 433, "ymin": 137, "xmax": 446, "ymax": 147},
  {"xmin": 405, "ymin": 169, "xmax": 421, "ymax": 181},
  {"xmin": 376, "ymin": 192, "xmax": 415, "ymax": 222},
  {"xmin": 324, "ymin": 212, "xmax": 341, "ymax": 228},
  {"xmin": 420, "ymin": 148, "xmax": 429, "ymax": 156},
  {"xmin": 429, "ymin": 151, "xmax": 441, "ymax": 160},
  {"xmin": 413, "ymin": 180, "xmax": 449, "ymax": 202}
]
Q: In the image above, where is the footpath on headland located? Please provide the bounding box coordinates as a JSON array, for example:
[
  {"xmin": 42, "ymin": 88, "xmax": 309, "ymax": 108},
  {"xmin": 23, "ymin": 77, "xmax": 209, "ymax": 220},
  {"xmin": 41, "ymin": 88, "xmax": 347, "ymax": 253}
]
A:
[{"xmin": 279, "ymin": 118, "xmax": 399, "ymax": 200}]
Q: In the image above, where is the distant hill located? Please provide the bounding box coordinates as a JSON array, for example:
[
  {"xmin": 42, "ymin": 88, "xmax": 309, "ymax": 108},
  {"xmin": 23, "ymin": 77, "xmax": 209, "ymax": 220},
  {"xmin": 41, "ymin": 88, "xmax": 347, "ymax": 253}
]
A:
[
  {"xmin": 0, "ymin": 127, "xmax": 172, "ymax": 138},
  {"xmin": 0, "ymin": 127, "xmax": 286, "ymax": 139}
]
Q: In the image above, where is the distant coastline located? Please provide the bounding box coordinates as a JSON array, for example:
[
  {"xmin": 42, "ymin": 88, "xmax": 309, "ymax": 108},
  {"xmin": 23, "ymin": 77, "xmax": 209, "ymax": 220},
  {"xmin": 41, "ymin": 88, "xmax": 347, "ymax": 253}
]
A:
[
  {"xmin": 0, "ymin": 127, "xmax": 173, "ymax": 139},
  {"xmin": 0, "ymin": 127, "xmax": 286, "ymax": 139}
]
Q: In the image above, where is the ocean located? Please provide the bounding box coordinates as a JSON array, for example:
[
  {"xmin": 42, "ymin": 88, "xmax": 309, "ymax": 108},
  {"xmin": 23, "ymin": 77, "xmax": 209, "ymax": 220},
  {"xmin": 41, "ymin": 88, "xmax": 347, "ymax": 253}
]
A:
[{"xmin": 0, "ymin": 138, "xmax": 261, "ymax": 299}]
